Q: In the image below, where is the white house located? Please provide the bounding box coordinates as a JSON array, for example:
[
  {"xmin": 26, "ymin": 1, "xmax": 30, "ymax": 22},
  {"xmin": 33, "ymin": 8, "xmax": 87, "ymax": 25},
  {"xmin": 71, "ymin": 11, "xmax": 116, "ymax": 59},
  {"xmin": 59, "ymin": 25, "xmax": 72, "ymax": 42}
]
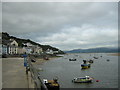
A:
[
  {"xmin": 23, "ymin": 47, "xmax": 32, "ymax": 54},
  {"xmin": 30, "ymin": 45, "xmax": 43, "ymax": 54},
  {"xmin": 22, "ymin": 42, "xmax": 33, "ymax": 47},
  {"xmin": 53, "ymin": 51, "xmax": 59, "ymax": 54},
  {"xmin": 46, "ymin": 48, "xmax": 54, "ymax": 54},
  {"xmin": 17, "ymin": 47, "xmax": 26, "ymax": 54},
  {"xmin": 8, "ymin": 39, "xmax": 18, "ymax": 54}
]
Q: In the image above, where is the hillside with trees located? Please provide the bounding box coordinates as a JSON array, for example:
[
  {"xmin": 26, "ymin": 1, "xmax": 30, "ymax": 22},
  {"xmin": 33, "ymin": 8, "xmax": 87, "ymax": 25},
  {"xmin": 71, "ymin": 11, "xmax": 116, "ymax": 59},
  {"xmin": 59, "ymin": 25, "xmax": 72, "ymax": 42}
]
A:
[{"xmin": 2, "ymin": 32, "xmax": 65, "ymax": 54}]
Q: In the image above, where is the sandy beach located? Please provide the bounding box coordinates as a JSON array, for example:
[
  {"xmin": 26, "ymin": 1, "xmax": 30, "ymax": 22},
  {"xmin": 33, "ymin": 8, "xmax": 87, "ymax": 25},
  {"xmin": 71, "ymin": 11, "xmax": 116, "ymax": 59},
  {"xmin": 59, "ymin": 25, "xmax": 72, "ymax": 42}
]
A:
[{"xmin": 108, "ymin": 53, "xmax": 120, "ymax": 56}]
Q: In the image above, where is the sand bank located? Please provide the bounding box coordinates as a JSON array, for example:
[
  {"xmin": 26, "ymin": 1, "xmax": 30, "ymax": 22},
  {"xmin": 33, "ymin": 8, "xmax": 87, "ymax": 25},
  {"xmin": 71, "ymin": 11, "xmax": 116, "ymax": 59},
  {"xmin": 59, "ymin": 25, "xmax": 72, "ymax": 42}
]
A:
[{"xmin": 109, "ymin": 53, "xmax": 120, "ymax": 56}]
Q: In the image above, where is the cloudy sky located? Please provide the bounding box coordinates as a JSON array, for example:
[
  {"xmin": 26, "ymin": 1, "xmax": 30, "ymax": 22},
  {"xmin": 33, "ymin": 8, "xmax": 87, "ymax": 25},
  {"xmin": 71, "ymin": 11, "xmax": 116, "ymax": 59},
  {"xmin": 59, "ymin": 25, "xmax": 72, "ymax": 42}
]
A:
[{"xmin": 2, "ymin": 2, "xmax": 118, "ymax": 50}]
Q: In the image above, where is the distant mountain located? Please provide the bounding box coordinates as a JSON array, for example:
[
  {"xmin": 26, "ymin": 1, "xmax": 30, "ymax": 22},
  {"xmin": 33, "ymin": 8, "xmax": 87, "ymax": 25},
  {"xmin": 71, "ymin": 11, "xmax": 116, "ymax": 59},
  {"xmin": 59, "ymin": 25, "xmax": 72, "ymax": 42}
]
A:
[
  {"xmin": 64, "ymin": 47, "xmax": 119, "ymax": 53},
  {"xmin": 2, "ymin": 32, "xmax": 65, "ymax": 54}
]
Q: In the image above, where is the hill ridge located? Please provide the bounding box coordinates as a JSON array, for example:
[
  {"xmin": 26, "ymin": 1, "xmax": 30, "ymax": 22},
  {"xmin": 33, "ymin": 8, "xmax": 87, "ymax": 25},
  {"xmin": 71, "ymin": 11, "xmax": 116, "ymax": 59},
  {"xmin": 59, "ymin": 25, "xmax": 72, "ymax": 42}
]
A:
[
  {"xmin": 2, "ymin": 32, "xmax": 64, "ymax": 54},
  {"xmin": 64, "ymin": 47, "xmax": 119, "ymax": 53}
]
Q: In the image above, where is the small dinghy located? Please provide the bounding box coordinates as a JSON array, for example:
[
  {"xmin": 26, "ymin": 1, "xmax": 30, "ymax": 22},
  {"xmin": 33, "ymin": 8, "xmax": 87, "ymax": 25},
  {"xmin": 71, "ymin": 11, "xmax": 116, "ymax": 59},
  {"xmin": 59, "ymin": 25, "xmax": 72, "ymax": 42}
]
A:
[
  {"xmin": 31, "ymin": 59, "xmax": 36, "ymax": 62},
  {"xmin": 93, "ymin": 57, "xmax": 98, "ymax": 59},
  {"xmin": 44, "ymin": 57, "xmax": 49, "ymax": 60},
  {"xmin": 69, "ymin": 59, "xmax": 77, "ymax": 61},
  {"xmin": 107, "ymin": 59, "xmax": 110, "ymax": 61},
  {"xmin": 88, "ymin": 60, "xmax": 94, "ymax": 63}
]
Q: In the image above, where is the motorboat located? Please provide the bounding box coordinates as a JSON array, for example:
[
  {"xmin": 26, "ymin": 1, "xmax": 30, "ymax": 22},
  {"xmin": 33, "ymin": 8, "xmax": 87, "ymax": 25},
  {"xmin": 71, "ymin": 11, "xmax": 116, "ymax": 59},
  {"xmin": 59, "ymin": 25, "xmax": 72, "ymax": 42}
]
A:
[
  {"xmin": 44, "ymin": 57, "xmax": 49, "ymax": 60},
  {"xmin": 72, "ymin": 76, "xmax": 93, "ymax": 83},
  {"xmin": 31, "ymin": 59, "xmax": 36, "ymax": 62},
  {"xmin": 88, "ymin": 60, "xmax": 94, "ymax": 63},
  {"xmin": 69, "ymin": 58, "xmax": 77, "ymax": 61},
  {"xmin": 107, "ymin": 59, "xmax": 110, "ymax": 61},
  {"xmin": 81, "ymin": 60, "xmax": 91, "ymax": 69},
  {"xmin": 81, "ymin": 63, "xmax": 91, "ymax": 69},
  {"xmin": 93, "ymin": 57, "xmax": 98, "ymax": 59},
  {"xmin": 43, "ymin": 78, "xmax": 60, "ymax": 90},
  {"xmin": 37, "ymin": 68, "xmax": 43, "ymax": 71}
]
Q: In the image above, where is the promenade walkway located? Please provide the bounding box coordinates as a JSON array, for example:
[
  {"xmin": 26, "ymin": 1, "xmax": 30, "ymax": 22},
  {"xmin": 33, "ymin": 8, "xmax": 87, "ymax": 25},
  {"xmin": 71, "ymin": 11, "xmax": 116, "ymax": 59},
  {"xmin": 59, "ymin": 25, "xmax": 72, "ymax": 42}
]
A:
[
  {"xmin": 2, "ymin": 58, "xmax": 34, "ymax": 88},
  {"xmin": 0, "ymin": 58, "xmax": 2, "ymax": 90}
]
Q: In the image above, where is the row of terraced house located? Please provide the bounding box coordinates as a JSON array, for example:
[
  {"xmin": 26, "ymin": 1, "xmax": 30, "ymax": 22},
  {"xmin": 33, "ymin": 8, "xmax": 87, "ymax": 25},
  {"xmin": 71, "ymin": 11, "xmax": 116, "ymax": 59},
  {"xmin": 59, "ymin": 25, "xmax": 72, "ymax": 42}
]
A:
[{"xmin": 2, "ymin": 39, "xmax": 43, "ymax": 55}]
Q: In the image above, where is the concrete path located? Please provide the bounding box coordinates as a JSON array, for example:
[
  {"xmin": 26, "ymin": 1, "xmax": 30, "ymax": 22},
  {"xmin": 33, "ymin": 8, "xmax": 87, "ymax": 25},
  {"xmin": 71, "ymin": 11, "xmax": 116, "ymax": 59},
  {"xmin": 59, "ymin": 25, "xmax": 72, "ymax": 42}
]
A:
[
  {"xmin": 2, "ymin": 58, "xmax": 34, "ymax": 88},
  {"xmin": 0, "ymin": 58, "xmax": 2, "ymax": 90}
]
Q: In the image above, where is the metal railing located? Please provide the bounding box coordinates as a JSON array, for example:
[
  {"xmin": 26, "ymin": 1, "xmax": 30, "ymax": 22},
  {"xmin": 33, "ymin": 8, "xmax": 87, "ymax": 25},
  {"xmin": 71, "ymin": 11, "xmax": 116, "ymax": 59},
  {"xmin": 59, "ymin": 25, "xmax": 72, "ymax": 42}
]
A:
[{"xmin": 26, "ymin": 57, "xmax": 48, "ymax": 90}]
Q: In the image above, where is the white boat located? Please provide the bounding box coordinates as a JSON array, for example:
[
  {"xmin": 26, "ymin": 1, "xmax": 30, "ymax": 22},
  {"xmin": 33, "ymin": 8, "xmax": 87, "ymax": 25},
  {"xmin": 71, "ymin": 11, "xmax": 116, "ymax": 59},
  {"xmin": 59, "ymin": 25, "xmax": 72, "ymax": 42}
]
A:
[
  {"xmin": 72, "ymin": 76, "xmax": 93, "ymax": 83},
  {"xmin": 37, "ymin": 68, "xmax": 43, "ymax": 71}
]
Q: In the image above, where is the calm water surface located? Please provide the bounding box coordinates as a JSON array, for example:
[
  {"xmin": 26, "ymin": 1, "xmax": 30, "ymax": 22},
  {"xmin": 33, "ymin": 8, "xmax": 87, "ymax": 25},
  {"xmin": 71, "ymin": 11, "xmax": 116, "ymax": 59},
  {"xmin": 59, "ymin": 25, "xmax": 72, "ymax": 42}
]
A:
[{"xmin": 38, "ymin": 53, "xmax": 118, "ymax": 88}]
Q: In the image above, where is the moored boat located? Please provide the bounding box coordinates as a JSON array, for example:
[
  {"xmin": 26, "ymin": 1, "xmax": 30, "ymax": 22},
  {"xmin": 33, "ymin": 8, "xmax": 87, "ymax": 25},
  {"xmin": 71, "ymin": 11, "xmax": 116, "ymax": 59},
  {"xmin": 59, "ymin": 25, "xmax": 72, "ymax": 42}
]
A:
[
  {"xmin": 69, "ymin": 58, "xmax": 77, "ymax": 61},
  {"xmin": 88, "ymin": 60, "xmax": 94, "ymax": 63},
  {"xmin": 93, "ymin": 57, "xmax": 98, "ymax": 59},
  {"xmin": 81, "ymin": 63, "xmax": 91, "ymax": 69},
  {"xmin": 43, "ymin": 78, "xmax": 60, "ymax": 90},
  {"xmin": 31, "ymin": 59, "xmax": 36, "ymax": 62},
  {"xmin": 72, "ymin": 76, "xmax": 93, "ymax": 83},
  {"xmin": 81, "ymin": 60, "xmax": 91, "ymax": 69},
  {"xmin": 106, "ymin": 59, "xmax": 110, "ymax": 61},
  {"xmin": 44, "ymin": 57, "xmax": 49, "ymax": 60}
]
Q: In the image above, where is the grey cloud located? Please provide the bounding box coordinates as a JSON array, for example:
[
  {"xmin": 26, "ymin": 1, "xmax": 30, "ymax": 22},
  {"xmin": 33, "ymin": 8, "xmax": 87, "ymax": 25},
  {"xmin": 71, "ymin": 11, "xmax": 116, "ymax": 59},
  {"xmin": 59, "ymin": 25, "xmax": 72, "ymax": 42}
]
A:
[
  {"xmin": 2, "ymin": 2, "xmax": 118, "ymax": 50},
  {"xmin": 37, "ymin": 26, "xmax": 118, "ymax": 50},
  {"xmin": 0, "ymin": 2, "xmax": 1, "ymax": 32}
]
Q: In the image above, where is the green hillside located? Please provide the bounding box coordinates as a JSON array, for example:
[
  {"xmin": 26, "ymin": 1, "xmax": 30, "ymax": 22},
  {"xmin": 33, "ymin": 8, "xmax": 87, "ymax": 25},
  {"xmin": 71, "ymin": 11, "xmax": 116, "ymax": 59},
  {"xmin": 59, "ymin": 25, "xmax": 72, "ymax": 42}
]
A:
[{"xmin": 2, "ymin": 32, "xmax": 64, "ymax": 54}]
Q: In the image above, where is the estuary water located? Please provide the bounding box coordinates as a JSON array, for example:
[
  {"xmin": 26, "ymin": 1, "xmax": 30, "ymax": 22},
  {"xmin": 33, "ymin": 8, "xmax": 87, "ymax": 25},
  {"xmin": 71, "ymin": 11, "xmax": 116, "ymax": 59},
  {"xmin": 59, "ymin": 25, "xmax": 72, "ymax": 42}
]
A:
[{"xmin": 38, "ymin": 53, "xmax": 118, "ymax": 88}]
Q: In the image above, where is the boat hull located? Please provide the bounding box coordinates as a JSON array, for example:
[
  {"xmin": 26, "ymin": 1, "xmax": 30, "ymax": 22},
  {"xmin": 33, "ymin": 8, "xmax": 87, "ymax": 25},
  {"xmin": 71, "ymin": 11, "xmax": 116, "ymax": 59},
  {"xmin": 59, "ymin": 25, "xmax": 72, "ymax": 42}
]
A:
[
  {"xmin": 43, "ymin": 79, "xmax": 60, "ymax": 90},
  {"xmin": 69, "ymin": 59, "xmax": 77, "ymax": 61},
  {"xmin": 81, "ymin": 64, "xmax": 91, "ymax": 69},
  {"xmin": 89, "ymin": 60, "xmax": 94, "ymax": 63},
  {"xmin": 81, "ymin": 66, "xmax": 89, "ymax": 69},
  {"xmin": 73, "ymin": 80, "xmax": 92, "ymax": 83},
  {"xmin": 72, "ymin": 78, "xmax": 93, "ymax": 83}
]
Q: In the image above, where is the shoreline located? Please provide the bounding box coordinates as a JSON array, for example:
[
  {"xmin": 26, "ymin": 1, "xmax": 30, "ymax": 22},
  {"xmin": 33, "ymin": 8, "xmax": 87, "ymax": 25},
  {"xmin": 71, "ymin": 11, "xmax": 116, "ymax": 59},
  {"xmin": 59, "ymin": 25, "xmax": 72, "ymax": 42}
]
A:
[
  {"xmin": 108, "ymin": 53, "xmax": 120, "ymax": 56},
  {"xmin": 33, "ymin": 56, "xmax": 61, "ymax": 65},
  {"xmin": 31, "ymin": 56, "xmax": 61, "ymax": 72}
]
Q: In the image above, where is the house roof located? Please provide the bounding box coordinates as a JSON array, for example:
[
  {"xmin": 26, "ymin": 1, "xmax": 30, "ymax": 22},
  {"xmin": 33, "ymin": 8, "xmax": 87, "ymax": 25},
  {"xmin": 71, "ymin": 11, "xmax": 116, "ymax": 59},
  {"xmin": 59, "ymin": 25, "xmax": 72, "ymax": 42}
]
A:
[
  {"xmin": 2, "ymin": 39, "xmax": 18, "ymax": 46},
  {"xmin": 2, "ymin": 40, "xmax": 11, "ymax": 45}
]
